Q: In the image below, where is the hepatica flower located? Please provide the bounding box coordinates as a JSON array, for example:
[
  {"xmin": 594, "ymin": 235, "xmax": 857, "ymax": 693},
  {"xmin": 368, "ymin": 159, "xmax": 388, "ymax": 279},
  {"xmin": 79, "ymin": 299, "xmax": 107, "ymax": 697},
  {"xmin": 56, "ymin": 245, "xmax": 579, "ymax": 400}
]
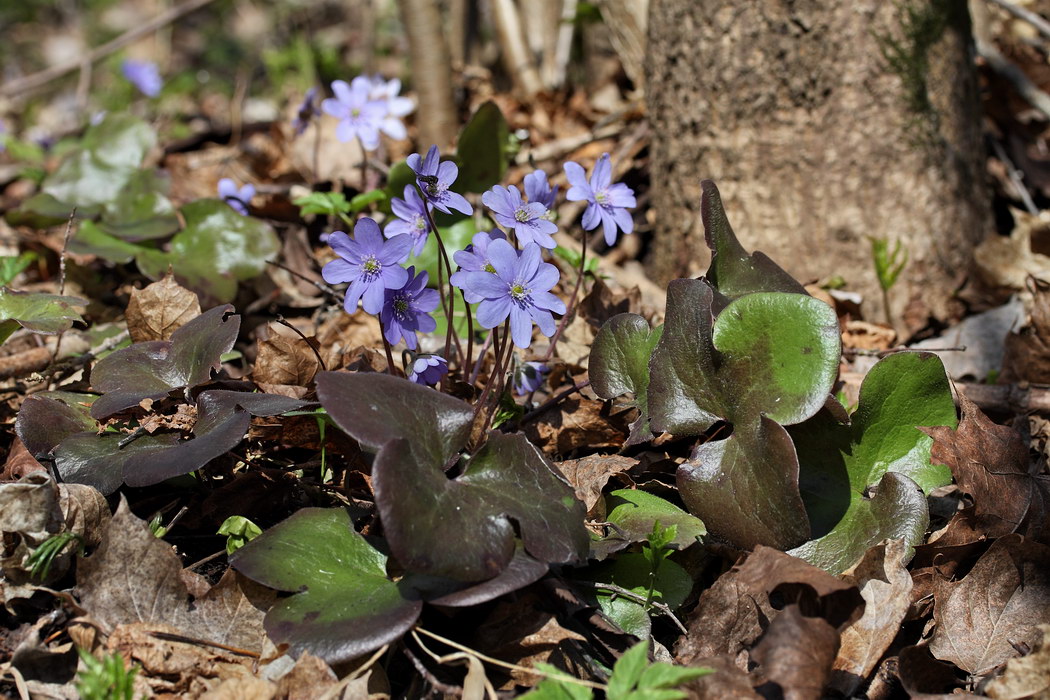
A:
[
  {"xmin": 322, "ymin": 78, "xmax": 386, "ymax": 150},
  {"xmin": 407, "ymin": 145, "xmax": 473, "ymax": 216},
  {"xmin": 367, "ymin": 76, "xmax": 414, "ymax": 141},
  {"xmin": 482, "ymin": 184, "xmax": 558, "ymax": 249},
  {"xmin": 564, "ymin": 153, "xmax": 636, "ymax": 245},
  {"xmin": 458, "ymin": 240, "xmax": 565, "ymax": 349},
  {"xmin": 513, "ymin": 361, "xmax": 549, "ymax": 395},
  {"xmin": 450, "ymin": 230, "xmax": 507, "ymax": 303},
  {"xmin": 524, "ymin": 170, "xmax": 558, "ymax": 213},
  {"xmin": 322, "ymin": 218, "xmax": 412, "ymax": 314},
  {"xmin": 384, "ymin": 185, "xmax": 432, "ymax": 258},
  {"xmin": 292, "ymin": 87, "xmax": 319, "ymax": 136},
  {"xmin": 381, "ymin": 267, "xmax": 439, "ymax": 350},
  {"xmin": 122, "ymin": 59, "xmax": 162, "ymax": 98},
  {"xmin": 217, "ymin": 178, "xmax": 255, "ymax": 216},
  {"xmin": 408, "ymin": 354, "xmax": 448, "ymax": 386}
]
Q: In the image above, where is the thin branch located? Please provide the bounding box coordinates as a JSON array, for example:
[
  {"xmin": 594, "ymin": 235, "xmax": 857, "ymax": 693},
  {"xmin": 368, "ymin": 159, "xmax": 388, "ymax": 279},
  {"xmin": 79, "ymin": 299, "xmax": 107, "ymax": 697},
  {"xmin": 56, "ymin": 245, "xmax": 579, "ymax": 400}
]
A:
[
  {"xmin": 572, "ymin": 580, "xmax": 689, "ymax": 635},
  {"xmin": 990, "ymin": 137, "xmax": 1039, "ymax": 215},
  {"xmin": 519, "ymin": 380, "xmax": 590, "ymax": 425},
  {"xmin": 275, "ymin": 315, "xmax": 327, "ymax": 371},
  {"xmin": 1, "ymin": 0, "xmax": 220, "ymax": 98},
  {"xmin": 985, "ymin": 0, "xmax": 1050, "ymax": 41},
  {"xmin": 976, "ymin": 36, "xmax": 1050, "ymax": 120}
]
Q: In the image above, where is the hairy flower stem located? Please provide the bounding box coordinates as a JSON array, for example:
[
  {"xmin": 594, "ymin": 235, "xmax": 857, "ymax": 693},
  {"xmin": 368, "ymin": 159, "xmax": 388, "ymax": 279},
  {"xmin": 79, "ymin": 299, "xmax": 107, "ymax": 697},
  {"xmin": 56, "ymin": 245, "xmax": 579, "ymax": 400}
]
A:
[
  {"xmin": 469, "ymin": 332, "xmax": 492, "ymax": 385},
  {"xmin": 381, "ymin": 333, "xmax": 396, "ymax": 376},
  {"xmin": 356, "ymin": 136, "xmax": 368, "ymax": 195},
  {"xmin": 462, "ymin": 289, "xmax": 474, "ymax": 384},
  {"xmin": 416, "ymin": 188, "xmax": 463, "ymax": 371},
  {"xmin": 542, "ymin": 238, "xmax": 587, "ymax": 362},
  {"xmin": 477, "ymin": 320, "xmax": 514, "ymax": 432}
]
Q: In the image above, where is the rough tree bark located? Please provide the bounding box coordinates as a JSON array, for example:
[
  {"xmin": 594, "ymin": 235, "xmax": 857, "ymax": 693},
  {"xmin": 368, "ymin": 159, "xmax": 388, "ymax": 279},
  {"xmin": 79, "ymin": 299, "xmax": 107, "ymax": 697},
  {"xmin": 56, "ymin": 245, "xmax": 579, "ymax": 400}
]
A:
[
  {"xmin": 645, "ymin": 0, "xmax": 991, "ymax": 334},
  {"xmin": 397, "ymin": 0, "xmax": 457, "ymax": 149}
]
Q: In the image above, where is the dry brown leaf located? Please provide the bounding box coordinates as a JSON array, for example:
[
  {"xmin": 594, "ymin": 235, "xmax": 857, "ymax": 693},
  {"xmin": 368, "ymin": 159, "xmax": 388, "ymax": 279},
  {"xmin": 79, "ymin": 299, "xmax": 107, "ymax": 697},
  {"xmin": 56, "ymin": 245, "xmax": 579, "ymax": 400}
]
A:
[
  {"xmin": 254, "ymin": 324, "xmax": 322, "ymax": 387},
  {"xmin": 923, "ymin": 395, "xmax": 1050, "ymax": 543},
  {"xmin": 522, "ymin": 397, "xmax": 631, "ymax": 456},
  {"xmin": 751, "ymin": 605, "xmax": 840, "ymax": 700},
  {"xmin": 678, "ymin": 655, "xmax": 761, "ymax": 699},
  {"xmin": 675, "ymin": 547, "xmax": 863, "ymax": 670},
  {"xmin": 77, "ymin": 498, "xmax": 273, "ymax": 653},
  {"xmin": 1002, "ymin": 279, "xmax": 1050, "ymax": 384},
  {"xmin": 929, "ymin": 535, "xmax": 1050, "ymax": 677},
  {"xmin": 125, "ymin": 272, "xmax": 202, "ymax": 343},
  {"xmin": 986, "ymin": 624, "xmax": 1050, "ymax": 699},
  {"xmin": 273, "ymin": 653, "xmax": 339, "ymax": 700},
  {"xmin": 842, "ymin": 319, "xmax": 896, "ymax": 351},
  {"xmin": 554, "ymin": 454, "xmax": 638, "ymax": 512},
  {"xmin": 830, "ymin": 540, "xmax": 913, "ymax": 696},
  {"xmin": 1, "ymin": 437, "xmax": 46, "ymax": 480},
  {"xmin": 578, "ymin": 277, "xmax": 641, "ymax": 329}
]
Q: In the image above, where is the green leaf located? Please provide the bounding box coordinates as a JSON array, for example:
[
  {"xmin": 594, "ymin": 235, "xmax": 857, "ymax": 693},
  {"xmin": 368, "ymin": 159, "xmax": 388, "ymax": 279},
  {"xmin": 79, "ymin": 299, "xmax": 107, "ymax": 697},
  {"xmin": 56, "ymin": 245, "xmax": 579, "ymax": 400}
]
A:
[
  {"xmin": 589, "ymin": 314, "xmax": 663, "ymax": 444},
  {"xmin": 90, "ymin": 305, "xmax": 238, "ymax": 418},
  {"xmin": 520, "ymin": 664, "xmax": 594, "ymax": 700},
  {"xmin": 137, "ymin": 200, "xmax": 280, "ymax": 303},
  {"xmin": 350, "ymin": 189, "xmax": 388, "ymax": 213},
  {"xmin": 788, "ymin": 351, "xmax": 956, "ymax": 573},
  {"xmin": 701, "ymin": 180, "xmax": 806, "ymax": 298},
  {"xmin": 5, "ymin": 192, "xmax": 95, "ymax": 228},
  {"xmin": 608, "ymin": 642, "xmax": 651, "ymax": 698},
  {"xmin": 230, "ymin": 508, "xmax": 423, "ymax": 663},
  {"xmin": 407, "ymin": 217, "xmax": 477, "ymax": 290},
  {"xmin": 0, "ymin": 252, "xmax": 37, "ymax": 287},
  {"xmin": 604, "ymin": 490, "xmax": 705, "ymax": 550},
  {"xmin": 636, "ymin": 663, "xmax": 712, "ymax": 692},
  {"xmin": 293, "ymin": 191, "xmax": 351, "ymax": 217},
  {"xmin": 98, "ymin": 170, "xmax": 179, "ymax": 242},
  {"xmin": 0, "ymin": 288, "xmax": 85, "ymax": 344},
  {"xmin": 69, "ymin": 220, "xmax": 146, "ymax": 264},
  {"xmin": 455, "ymin": 101, "xmax": 510, "ymax": 193},
  {"xmin": 587, "ymin": 554, "xmax": 692, "ymax": 638},
  {"xmin": 648, "ymin": 279, "xmax": 839, "ymax": 549}
]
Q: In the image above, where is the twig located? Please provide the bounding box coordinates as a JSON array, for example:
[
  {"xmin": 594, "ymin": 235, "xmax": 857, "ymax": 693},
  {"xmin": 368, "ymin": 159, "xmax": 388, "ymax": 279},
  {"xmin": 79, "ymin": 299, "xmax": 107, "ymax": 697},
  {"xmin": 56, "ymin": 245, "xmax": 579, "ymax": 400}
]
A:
[
  {"xmin": 51, "ymin": 209, "xmax": 77, "ymax": 369},
  {"xmin": 990, "ymin": 138, "xmax": 1039, "ymax": 214},
  {"xmin": 401, "ymin": 645, "xmax": 465, "ymax": 697},
  {"xmin": 985, "ymin": 0, "xmax": 1050, "ymax": 41},
  {"xmin": 413, "ymin": 627, "xmax": 606, "ymax": 691},
  {"xmin": 572, "ymin": 580, "xmax": 689, "ymax": 635},
  {"xmin": 0, "ymin": 0, "xmax": 219, "ymax": 98},
  {"xmin": 265, "ymin": 259, "xmax": 342, "ymax": 302},
  {"xmin": 519, "ymin": 380, "xmax": 590, "ymax": 425},
  {"xmin": 147, "ymin": 631, "xmax": 260, "ymax": 658},
  {"xmin": 976, "ymin": 36, "xmax": 1050, "ymax": 120}
]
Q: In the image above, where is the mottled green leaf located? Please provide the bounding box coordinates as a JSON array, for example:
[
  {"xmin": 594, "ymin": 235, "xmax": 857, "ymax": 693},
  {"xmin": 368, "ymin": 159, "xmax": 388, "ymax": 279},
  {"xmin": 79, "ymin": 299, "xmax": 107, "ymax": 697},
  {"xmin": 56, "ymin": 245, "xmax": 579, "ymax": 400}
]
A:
[
  {"xmin": 589, "ymin": 314, "xmax": 663, "ymax": 444},
  {"xmin": 136, "ymin": 200, "xmax": 280, "ymax": 303},
  {"xmin": 230, "ymin": 508, "xmax": 423, "ymax": 663},
  {"xmin": 701, "ymin": 179, "xmax": 806, "ymax": 298},
  {"xmin": 69, "ymin": 220, "xmax": 145, "ymax": 264},
  {"xmin": 455, "ymin": 101, "xmax": 510, "ymax": 193},
  {"xmin": 0, "ymin": 288, "xmax": 85, "ymax": 345},
  {"xmin": 788, "ymin": 352, "xmax": 956, "ymax": 573},
  {"xmin": 648, "ymin": 279, "xmax": 839, "ymax": 549},
  {"xmin": 604, "ymin": 489, "xmax": 705, "ymax": 550},
  {"xmin": 98, "ymin": 170, "xmax": 178, "ymax": 242}
]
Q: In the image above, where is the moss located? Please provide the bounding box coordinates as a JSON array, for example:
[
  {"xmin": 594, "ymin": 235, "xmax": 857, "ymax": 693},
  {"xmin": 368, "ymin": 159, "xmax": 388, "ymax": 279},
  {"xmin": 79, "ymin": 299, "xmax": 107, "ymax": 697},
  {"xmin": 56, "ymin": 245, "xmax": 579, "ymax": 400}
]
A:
[{"xmin": 875, "ymin": 0, "xmax": 968, "ymax": 140}]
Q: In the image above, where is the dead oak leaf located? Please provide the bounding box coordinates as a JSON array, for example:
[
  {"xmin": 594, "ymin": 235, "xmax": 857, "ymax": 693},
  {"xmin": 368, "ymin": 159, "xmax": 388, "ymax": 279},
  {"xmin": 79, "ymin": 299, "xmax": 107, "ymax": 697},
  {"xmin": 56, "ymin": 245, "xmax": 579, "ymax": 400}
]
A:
[
  {"xmin": 125, "ymin": 272, "xmax": 201, "ymax": 343},
  {"xmin": 985, "ymin": 623, "xmax": 1050, "ymax": 700},
  {"xmin": 77, "ymin": 498, "xmax": 273, "ymax": 654},
  {"xmin": 929, "ymin": 535, "xmax": 1050, "ymax": 677},
  {"xmin": 254, "ymin": 324, "xmax": 321, "ymax": 387},
  {"xmin": 922, "ymin": 394, "xmax": 1050, "ymax": 543},
  {"xmin": 523, "ymin": 397, "xmax": 631, "ymax": 456},
  {"xmin": 554, "ymin": 454, "xmax": 638, "ymax": 512}
]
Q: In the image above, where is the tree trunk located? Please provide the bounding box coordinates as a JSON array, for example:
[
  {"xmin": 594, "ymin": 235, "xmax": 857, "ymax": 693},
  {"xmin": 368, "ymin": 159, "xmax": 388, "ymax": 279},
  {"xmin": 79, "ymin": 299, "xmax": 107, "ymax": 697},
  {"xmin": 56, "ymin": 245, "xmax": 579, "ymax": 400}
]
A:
[
  {"xmin": 645, "ymin": 0, "xmax": 991, "ymax": 335},
  {"xmin": 398, "ymin": 0, "xmax": 457, "ymax": 149}
]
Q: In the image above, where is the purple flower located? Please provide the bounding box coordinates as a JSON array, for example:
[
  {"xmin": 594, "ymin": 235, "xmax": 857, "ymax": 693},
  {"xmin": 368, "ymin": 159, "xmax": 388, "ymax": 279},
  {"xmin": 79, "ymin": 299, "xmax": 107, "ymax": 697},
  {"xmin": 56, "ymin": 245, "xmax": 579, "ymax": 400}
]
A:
[
  {"xmin": 321, "ymin": 218, "xmax": 413, "ymax": 314},
  {"xmin": 293, "ymin": 88, "xmax": 320, "ymax": 136},
  {"xmin": 407, "ymin": 145, "xmax": 473, "ymax": 216},
  {"xmin": 384, "ymin": 185, "xmax": 432, "ymax": 258},
  {"xmin": 524, "ymin": 170, "xmax": 558, "ymax": 211},
  {"xmin": 217, "ymin": 178, "xmax": 255, "ymax": 216},
  {"xmin": 367, "ymin": 76, "xmax": 414, "ymax": 141},
  {"xmin": 512, "ymin": 361, "xmax": 549, "ymax": 395},
  {"xmin": 322, "ymin": 78, "xmax": 386, "ymax": 150},
  {"xmin": 564, "ymin": 153, "xmax": 636, "ymax": 246},
  {"xmin": 380, "ymin": 266, "xmax": 440, "ymax": 349},
  {"xmin": 450, "ymin": 230, "xmax": 507, "ymax": 303},
  {"xmin": 122, "ymin": 59, "xmax": 162, "ymax": 98},
  {"xmin": 482, "ymin": 185, "xmax": 558, "ymax": 249},
  {"xmin": 408, "ymin": 354, "xmax": 448, "ymax": 386},
  {"xmin": 457, "ymin": 240, "xmax": 565, "ymax": 349},
  {"xmin": 0, "ymin": 121, "xmax": 6, "ymax": 152}
]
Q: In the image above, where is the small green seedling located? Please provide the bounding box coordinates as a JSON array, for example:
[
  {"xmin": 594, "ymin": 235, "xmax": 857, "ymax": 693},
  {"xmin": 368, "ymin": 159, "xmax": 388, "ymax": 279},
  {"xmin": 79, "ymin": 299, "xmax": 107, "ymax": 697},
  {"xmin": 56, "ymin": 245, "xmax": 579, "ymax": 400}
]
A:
[
  {"xmin": 868, "ymin": 235, "xmax": 908, "ymax": 326},
  {"xmin": 75, "ymin": 647, "xmax": 139, "ymax": 700},
  {"xmin": 641, "ymin": 521, "xmax": 677, "ymax": 610},
  {"xmin": 218, "ymin": 515, "xmax": 263, "ymax": 554},
  {"xmin": 25, "ymin": 531, "xmax": 84, "ymax": 581}
]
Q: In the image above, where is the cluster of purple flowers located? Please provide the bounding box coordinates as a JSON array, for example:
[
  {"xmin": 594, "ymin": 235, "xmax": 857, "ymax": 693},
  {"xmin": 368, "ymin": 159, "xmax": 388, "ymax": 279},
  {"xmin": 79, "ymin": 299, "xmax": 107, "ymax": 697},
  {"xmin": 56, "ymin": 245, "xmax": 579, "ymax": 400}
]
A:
[
  {"xmin": 322, "ymin": 143, "xmax": 635, "ymax": 384},
  {"xmin": 321, "ymin": 76, "xmax": 414, "ymax": 151}
]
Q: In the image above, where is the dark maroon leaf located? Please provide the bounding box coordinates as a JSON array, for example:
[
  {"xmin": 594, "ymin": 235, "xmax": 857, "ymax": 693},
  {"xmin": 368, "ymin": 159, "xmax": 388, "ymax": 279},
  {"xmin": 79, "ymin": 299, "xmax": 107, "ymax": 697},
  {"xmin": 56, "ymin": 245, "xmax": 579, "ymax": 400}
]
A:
[
  {"xmin": 427, "ymin": 548, "xmax": 549, "ymax": 607},
  {"xmin": 15, "ymin": 392, "xmax": 96, "ymax": 458},
  {"xmin": 55, "ymin": 431, "xmax": 180, "ymax": 495},
  {"xmin": 373, "ymin": 431, "xmax": 588, "ymax": 581},
  {"xmin": 90, "ymin": 305, "xmax": 238, "ymax": 419}
]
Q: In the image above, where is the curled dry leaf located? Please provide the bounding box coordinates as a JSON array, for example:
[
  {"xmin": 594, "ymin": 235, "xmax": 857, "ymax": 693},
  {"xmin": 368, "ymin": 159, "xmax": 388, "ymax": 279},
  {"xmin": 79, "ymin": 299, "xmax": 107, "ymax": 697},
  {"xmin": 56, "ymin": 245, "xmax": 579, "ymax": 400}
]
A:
[
  {"xmin": 830, "ymin": 539, "xmax": 913, "ymax": 697},
  {"xmin": 923, "ymin": 394, "xmax": 1050, "ymax": 543},
  {"xmin": 929, "ymin": 535, "xmax": 1050, "ymax": 677},
  {"xmin": 985, "ymin": 624, "xmax": 1050, "ymax": 700},
  {"xmin": 522, "ymin": 397, "xmax": 632, "ymax": 456},
  {"xmin": 124, "ymin": 271, "xmax": 201, "ymax": 343},
  {"xmin": 254, "ymin": 323, "xmax": 322, "ymax": 387},
  {"xmin": 675, "ymin": 546, "xmax": 863, "ymax": 670},
  {"xmin": 554, "ymin": 453, "xmax": 638, "ymax": 512},
  {"xmin": 751, "ymin": 605, "xmax": 840, "ymax": 700}
]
